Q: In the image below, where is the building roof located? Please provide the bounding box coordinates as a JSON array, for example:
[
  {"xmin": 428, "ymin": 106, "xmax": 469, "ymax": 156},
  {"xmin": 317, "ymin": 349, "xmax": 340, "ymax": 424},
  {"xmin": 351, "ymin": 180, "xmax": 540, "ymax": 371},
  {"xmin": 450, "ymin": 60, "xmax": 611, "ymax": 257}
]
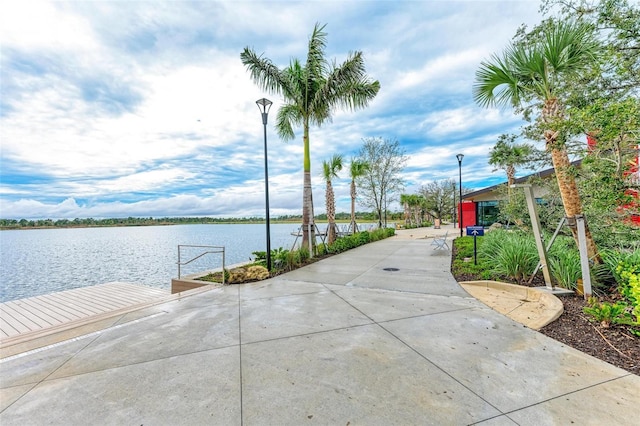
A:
[{"xmin": 462, "ymin": 159, "xmax": 582, "ymax": 201}]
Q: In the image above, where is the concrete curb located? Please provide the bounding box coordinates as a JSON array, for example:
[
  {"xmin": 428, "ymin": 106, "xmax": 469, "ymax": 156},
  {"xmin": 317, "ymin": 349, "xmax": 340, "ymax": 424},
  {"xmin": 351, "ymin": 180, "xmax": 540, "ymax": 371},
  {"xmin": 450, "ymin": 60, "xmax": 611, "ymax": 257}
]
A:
[{"xmin": 460, "ymin": 280, "xmax": 564, "ymax": 330}]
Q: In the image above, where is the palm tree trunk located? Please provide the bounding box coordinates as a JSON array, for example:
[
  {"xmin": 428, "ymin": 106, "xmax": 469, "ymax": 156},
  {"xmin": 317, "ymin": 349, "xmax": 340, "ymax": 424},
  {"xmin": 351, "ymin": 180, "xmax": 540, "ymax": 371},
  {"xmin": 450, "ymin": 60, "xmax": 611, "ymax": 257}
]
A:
[
  {"xmin": 543, "ymin": 101, "xmax": 600, "ymax": 263},
  {"xmin": 326, "ymin": 181, "xmax": 336, "ymax": 244},
  {"xmin": 350, "ymin": 180, "xmax": 358, "ymax": 233},
  {"xmin": 507, "ymin": 165, "xmax": 515, "ymax": 197},
  {"xmin": 302, "ymin": 124, "xmax": 315, "ymax": 254},
  {"xmin": 403, "ymin": 201, "xmax": 410, "ymax": 226}
]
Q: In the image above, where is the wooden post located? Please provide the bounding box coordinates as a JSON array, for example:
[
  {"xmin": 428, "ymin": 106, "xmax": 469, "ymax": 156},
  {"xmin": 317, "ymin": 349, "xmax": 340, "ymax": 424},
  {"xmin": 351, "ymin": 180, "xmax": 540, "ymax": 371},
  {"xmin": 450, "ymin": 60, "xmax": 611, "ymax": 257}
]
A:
[
  {"xmin": 575, "ymin": 215, "xmax": 592, "ymax": 299},
  {"xmin": 512, "ymin": 184, "xmax": 553, "ymax": 288}
]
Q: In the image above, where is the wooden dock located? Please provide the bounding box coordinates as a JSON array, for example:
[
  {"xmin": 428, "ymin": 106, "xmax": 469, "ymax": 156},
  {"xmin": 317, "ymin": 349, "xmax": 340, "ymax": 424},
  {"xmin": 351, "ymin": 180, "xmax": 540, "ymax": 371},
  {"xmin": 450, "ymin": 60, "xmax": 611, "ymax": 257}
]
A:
[{"xmin": 0, "ymin": 282, "xmax": 172, "ymax": 354}]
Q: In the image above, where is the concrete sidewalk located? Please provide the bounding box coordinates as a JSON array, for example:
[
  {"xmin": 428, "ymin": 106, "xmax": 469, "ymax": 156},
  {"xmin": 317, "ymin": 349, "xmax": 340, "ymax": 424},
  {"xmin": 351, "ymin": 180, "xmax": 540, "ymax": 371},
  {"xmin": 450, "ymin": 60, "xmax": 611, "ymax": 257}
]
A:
[{"xmin": 1, "ymin": 226, "xmax": 638, "ymax": 425}]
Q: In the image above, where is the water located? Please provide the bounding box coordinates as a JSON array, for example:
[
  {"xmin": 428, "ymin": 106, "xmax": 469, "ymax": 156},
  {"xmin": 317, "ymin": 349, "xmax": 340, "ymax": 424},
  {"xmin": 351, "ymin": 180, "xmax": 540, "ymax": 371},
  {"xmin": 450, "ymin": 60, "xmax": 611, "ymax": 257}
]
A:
[{"xmin": 0, "ymin": 223, "xmax": 304, "ymax": 302}]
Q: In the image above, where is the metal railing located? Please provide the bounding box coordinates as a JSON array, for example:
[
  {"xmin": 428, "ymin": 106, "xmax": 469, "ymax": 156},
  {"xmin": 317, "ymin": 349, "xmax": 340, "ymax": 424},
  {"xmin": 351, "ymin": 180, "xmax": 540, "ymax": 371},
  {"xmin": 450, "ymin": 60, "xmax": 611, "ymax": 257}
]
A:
[{"xmin": 177, "ymin": 245, "xmax": 225, "ymax": 284}]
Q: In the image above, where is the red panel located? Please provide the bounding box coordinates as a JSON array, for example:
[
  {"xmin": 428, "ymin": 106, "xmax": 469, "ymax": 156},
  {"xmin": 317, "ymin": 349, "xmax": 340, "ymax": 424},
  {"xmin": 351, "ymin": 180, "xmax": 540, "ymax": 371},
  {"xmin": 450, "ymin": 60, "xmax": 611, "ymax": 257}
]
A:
[{"xmin": 458, "ymin": 201, "xmax": 476, "ymax": 228}]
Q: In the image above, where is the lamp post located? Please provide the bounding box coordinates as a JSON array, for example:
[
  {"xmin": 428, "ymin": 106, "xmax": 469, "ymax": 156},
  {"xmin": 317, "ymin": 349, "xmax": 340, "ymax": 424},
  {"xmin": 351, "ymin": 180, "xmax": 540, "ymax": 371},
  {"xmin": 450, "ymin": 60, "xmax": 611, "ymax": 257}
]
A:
[
  {"xmin": 256, "ymin": 98, "xmax": 272, "ymax": 271},
  {"xmin": 456, "ymin": 153, "xmax": 464, "ymax": 237}
]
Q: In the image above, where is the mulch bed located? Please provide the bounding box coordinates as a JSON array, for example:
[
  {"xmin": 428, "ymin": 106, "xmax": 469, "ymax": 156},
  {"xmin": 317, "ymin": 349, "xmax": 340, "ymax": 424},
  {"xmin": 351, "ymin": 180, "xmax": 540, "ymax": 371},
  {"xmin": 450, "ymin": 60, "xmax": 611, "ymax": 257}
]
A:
[{"xmin": 538, "ymin": 295, "xmax": 639, "ymax": 375}]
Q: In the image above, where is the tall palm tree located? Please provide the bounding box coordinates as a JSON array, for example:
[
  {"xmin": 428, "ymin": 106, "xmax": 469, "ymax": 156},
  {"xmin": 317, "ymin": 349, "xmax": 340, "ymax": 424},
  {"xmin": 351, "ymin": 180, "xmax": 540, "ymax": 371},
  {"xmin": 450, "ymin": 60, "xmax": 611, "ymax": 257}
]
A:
[
  {"xmin": 322, "ymin": 154, "xmax": 343, "ymax": 245},
  {"xmin": 241, "ymin": 23, "xmax": 380, "ymax": 253},
  {"xmin": 473, "ymin": 20, "xmax": 601, "ymax": 262},
  {"xmin": 348, "ymin": 159, "xmax": 369, "ymax": 233},
  {"xmin": 400, "ymin": 193, "xmax": 411, "ymax": 226},
  {"xmin": 488, "ymin": 134, "xmax": 534, "ymax": 194}
]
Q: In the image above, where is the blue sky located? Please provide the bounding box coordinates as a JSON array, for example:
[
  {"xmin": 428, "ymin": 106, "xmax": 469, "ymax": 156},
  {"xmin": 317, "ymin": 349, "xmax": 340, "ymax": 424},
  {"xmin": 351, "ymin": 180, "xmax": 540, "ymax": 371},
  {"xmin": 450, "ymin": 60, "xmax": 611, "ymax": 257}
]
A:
[{"xmin": 0, "ymin": 0, "xmax": 546, "ymax": 220}]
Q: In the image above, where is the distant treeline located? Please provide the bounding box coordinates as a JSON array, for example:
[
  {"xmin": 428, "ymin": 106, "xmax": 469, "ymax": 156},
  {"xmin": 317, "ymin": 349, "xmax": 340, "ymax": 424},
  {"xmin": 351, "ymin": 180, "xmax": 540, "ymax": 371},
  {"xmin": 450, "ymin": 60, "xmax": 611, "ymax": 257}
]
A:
[{"xmin": 0, "ymin": 212, "xmax": 405, "ymax": 230}]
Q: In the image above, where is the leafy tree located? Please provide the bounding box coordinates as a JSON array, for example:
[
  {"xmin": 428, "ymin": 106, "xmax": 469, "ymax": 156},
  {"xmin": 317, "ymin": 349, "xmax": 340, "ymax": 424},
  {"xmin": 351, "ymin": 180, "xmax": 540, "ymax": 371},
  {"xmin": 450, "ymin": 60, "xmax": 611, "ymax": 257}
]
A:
[
  {"xmin": 540, "ymin": 0, "xmax": 639, "ymax": 97},
  {"xmin": 473, "ymin": 19, "xmax": 602, "ymax": 262},
  {"xmin": 322, "ymin": 154, "xmax": 343, "ymax": 244},
  {"xmin": 420, "ymin": 179, "xmax": 456, "ymax": 221},
  {"xmin": 356, "ymin": 138, "xmax": 407, "ymax": 228},
  {"xmin": 241, "ymin": 23, "xmax": 380, "ymax": 253},
  {"xmin": 347, "ymin": 158, "xmax": 369, "ymax": 233}
]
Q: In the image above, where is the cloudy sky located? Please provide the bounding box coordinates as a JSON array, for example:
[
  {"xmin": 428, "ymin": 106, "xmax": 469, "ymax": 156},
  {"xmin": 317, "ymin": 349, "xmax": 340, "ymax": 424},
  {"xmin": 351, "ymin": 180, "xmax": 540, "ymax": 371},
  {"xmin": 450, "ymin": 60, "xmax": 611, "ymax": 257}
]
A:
[{"xmin": 1, "ymin": 0, "xmax": 547, "ymax": 220}]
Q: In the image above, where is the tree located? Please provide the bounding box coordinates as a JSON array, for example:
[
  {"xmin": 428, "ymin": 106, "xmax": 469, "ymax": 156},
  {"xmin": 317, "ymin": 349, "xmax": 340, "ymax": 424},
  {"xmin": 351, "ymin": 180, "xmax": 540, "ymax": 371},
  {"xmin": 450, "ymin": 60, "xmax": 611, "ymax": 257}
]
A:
[
  {"xmin": 348, "ymin": 159, "xmax": 369, "ymax": 233},
  {"xmin": 540, "ymin": 0, "xmax": 639, "ymax": 97},
  {"xmin": 473, "ymin": 19, "xmax": 602, "ymax": 262},
  {"xmin": 420, "ymin": 179, "xmax": 456, "ymax": 221},
  {"xmin": 400, "ymin": 194, "xmax": 411, "ymax": 226},
  {"xmin": 408, "ymin": 194, "xmax": 428, "ymax": 225},
  {"xmin": 356, "ymin": 138, "xmax": 407, "ymax": 228},
  {"xmin": 540, "ymin": 0, "xmax": 640, "ymax": 248},
  {"xmin": 488, "ymin": 134, "xmax": 535, "ymax": 193},
  {"xmin": 241, "ymin": 23, "xmax": 380, "ymax": 253},
  {"xmin": 322, "ymin": 154, "xmax": 343, "ymax": 244}
]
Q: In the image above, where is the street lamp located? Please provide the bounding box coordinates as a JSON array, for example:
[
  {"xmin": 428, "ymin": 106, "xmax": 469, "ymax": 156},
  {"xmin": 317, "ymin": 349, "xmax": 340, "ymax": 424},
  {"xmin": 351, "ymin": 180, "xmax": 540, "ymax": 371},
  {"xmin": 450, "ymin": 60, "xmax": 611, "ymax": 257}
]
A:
[
  {"xmin": 256, "ymin": 98, "xmax": 272, "ymax": 271},
  {"xmin": 456, "ymin": 153, "xmax": 464, "ymax": 237}
]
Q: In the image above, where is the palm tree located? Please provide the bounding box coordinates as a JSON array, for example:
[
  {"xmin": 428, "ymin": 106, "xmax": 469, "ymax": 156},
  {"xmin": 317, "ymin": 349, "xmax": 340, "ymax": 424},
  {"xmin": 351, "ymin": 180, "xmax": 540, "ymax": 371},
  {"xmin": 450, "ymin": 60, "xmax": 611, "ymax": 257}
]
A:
[
  {"xmin": 348, "ymin": 159, "xmax": 369, "ymax": 233},
  {"xmin": 400, "ymin": 194, "xmax": 411, "ymax": 226},
  {"xmin": 488, "ymin": 134, "xmax": 534, "ymax": 194},
  {"xmin": 322, "ymin": 154, "xmax": 343, "ymax": 245},
  {"xmin": 241, "ymin": 23, "xmax": 380, "ymax": 253},
  {"xmin": 408, "ymin": 194, "xmax": 426, "ymax": 226},
  {"xmin": 473, "ymin": 20, "xmax": 601, "ymax": 262}
]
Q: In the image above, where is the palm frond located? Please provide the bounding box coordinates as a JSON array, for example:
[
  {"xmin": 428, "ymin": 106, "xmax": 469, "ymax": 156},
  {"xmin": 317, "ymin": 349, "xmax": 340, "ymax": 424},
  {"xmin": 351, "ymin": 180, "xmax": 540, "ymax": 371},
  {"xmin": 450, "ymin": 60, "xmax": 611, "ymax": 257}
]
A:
[
  {"xmin": 275, "ymin": 103, "xmax": 302, "ymax": 141},
  {"xmin": 473, "ymin": 51, "xmax": 523, "ymax": 108},
  {"xmin": 314, "ymin": 51, "xmax": 380, "ymax": 114},
  {"xmin": 306, "ymin": 23, "xmax": 329, "ymax": 82},
  {"xmin": 240, "ymin": 48, "xmax": 287, "ymax": 95},
  {"xmin": 350, "ymin": 158, "xmax": 369, "ymax": 179}
]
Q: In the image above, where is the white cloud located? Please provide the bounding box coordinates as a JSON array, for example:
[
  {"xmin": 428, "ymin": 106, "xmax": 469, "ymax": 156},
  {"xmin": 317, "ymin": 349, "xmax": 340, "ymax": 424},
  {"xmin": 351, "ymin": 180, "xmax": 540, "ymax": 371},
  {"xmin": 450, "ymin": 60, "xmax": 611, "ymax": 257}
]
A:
[{"xmin": 0, "ymin": 0, "xmax": 544, "ymax": 219}]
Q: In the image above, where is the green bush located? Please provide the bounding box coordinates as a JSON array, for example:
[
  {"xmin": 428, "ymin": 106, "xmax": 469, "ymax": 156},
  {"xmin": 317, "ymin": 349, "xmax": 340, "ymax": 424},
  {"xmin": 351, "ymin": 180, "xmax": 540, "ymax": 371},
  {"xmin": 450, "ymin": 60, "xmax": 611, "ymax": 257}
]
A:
[
  {"xmin": 252, "ymin": 247, "xmax": 291, "ymax": 271},
  {"xmin": 328, "ymin": 227, "xmax": 395, "ymax": 254},
  {"xmin": 452, "ymin": 236, "xmax": 495, "ymax": 280},
  {"xmin": 479, "ymin": 230, "xmax": 538, "ymax": 284},
  {"xmin": 545, "ymin": 237, "xmax": 582, "ymax": 290},
  {"xmin": 298, "ymin": 246, "xmax": 310, "ymax": 263},
  {"xmin": 583, "ymin": 297, "xmax": 636, "ymax": 328},
  {"xmin": 548, "ymin": 248, "xmax": 582, "ymax": 290}
]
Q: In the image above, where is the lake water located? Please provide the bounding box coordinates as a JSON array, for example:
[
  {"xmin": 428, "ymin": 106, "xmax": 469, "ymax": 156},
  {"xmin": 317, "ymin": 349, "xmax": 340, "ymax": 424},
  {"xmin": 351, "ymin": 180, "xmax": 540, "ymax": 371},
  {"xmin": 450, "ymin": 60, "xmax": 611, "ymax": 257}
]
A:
[{"xmin": 0, "ymin": 223, "xmax": 308, "ymax": 302}]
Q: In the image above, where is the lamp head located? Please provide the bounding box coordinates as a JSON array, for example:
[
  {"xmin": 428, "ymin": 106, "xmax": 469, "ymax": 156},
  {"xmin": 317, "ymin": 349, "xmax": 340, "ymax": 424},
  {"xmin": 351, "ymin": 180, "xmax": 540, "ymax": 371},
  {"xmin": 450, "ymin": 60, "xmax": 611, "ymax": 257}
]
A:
[
  {"xmin": 256, "ymin": 98, "xmax": 272, "ymax": 115},
  {"xmin": 456, "ymin": 153, "xmax": 464, "ymax": 163}
]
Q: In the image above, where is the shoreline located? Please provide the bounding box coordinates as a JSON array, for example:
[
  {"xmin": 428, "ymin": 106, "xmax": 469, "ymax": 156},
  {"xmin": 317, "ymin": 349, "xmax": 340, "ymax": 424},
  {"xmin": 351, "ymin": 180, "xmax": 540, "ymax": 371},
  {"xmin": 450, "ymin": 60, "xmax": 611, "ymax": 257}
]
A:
[{"xmin": 0, "ymin": 219, "xmax": 381, "ymax": 231}]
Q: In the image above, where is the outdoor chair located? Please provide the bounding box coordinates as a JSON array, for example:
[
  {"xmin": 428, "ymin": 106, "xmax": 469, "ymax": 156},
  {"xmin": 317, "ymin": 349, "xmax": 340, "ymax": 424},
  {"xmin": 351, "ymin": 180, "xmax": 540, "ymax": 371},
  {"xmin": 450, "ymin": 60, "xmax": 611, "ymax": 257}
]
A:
[{"xmin": 430, "ymin": 231, "xmax": 449, "ymax": 250}]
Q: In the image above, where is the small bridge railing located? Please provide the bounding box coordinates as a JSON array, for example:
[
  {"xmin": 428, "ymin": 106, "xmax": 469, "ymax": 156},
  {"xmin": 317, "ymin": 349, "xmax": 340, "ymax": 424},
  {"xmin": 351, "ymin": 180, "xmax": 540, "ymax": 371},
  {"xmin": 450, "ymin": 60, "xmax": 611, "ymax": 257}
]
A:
[{"xmin": 177, "ymin": 245, "xmax": 225, "ymax": 284}]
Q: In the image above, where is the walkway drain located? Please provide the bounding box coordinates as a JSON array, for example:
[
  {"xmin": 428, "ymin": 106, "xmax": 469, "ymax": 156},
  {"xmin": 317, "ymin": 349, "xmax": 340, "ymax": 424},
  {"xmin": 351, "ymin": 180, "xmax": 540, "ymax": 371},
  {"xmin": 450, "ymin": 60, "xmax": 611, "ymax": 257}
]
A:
[{"xmin": 383, "ymin": 267, "xmax": 400, "ymax": 271}]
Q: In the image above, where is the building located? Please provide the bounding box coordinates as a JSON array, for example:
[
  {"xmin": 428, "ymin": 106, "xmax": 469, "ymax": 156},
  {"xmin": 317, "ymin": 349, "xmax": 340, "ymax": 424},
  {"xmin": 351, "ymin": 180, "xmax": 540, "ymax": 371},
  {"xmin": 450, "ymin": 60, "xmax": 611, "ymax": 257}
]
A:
[{"xmin": 460, "ymin": 154, "xmax": 639, "ymax": 228}]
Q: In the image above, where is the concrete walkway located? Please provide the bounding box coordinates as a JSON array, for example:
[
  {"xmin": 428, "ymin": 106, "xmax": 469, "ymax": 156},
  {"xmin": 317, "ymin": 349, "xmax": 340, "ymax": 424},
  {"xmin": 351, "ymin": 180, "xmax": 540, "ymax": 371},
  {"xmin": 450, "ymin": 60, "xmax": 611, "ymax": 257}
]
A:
[{"xmin": 1, "ymin": 225, "xmax": 638, "ymax": 425}]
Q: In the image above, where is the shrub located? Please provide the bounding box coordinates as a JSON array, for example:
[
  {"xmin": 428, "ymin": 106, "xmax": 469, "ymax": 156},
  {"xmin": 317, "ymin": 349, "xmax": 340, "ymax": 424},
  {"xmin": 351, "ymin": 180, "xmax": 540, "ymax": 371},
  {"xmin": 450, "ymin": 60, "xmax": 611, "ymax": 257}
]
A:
[
  {"xmin": 452, "ymin": 236, "xmax": 495, "ymax": 280},
  {"xmin": 252, "ymin": 247, "xmax": 291, "ymax": 271},
  {"xmin": 583, "ymin": 297, "xmax": 636, "ymax": 328},
  {"xmin": 546, "ymin": 237, "xmax": 584, "ymax": 290},
  {"xmin": 328, "ymin": 228, "xmax": 395, "ymax": 254},
  {"xmin": 479, "ymin": 230, "xmax": 538, "ymax": 284},
  {"xmin": 298, "ymin": 246, "xmax": 310, "ymax": 263}
]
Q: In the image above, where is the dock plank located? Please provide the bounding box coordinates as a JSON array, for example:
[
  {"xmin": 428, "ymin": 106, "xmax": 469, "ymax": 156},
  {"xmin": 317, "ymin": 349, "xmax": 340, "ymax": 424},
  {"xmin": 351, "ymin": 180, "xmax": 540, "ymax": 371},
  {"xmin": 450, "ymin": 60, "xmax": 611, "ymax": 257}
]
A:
[
  {"xmin": 1, "ymin": 302, "xmax": 44, "ymax": 331},
  {"xmin": 18, "ymin": 297, "xmax": 76, "ymax": 324},
  {"xmin": 0, "ymin": 282, "xmax": 170, "ymax": 341}
]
